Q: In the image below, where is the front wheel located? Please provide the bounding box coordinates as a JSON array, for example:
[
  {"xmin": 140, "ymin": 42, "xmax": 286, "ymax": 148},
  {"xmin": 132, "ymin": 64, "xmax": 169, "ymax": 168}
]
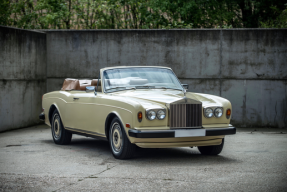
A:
[
  {"xmin": 197, "ymin": 138, "xmax": 224, "ymax": 155},
  {"xmin": 51, "ymin": 110, "xmax": 72, "ymax": 145},
  {"xmin": 109, "ymin": 117, "xmax": 135, "ymax": 159}
]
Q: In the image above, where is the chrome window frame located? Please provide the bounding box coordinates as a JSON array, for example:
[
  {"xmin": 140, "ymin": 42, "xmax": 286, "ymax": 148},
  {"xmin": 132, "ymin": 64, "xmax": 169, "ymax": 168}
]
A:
[{"xmin": 102, "ymin": 67, "xmax": 184, "ymax": 94}]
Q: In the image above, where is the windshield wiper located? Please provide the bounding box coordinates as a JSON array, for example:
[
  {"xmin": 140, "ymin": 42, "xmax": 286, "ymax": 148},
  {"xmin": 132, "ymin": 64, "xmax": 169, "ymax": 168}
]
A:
[
  {"xmin": 106, "ymin": 86, "xmax": 138, "ymax": 92},
  {"xmin": 135, "ymin": 86, "xmax": 155, "ymax": 89},
  {"xmin": 106, "ymin": 87, "xmax": 126, "ymax": 91},
  {"xmin": 157, "ymin": 87, "xmax": 167, "ymax": 89},
  {"xmin": 155, "ymin": 87, "xmax": 182, "ymax": 91},
  {"xmin": 126, "ymin": 87, "xmax": 136, "ymax": 90}
]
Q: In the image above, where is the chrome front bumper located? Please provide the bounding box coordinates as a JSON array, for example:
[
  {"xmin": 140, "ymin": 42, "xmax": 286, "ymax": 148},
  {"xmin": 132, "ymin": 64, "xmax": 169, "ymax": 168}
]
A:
[{"xmin": 128, "ymin": 126, "xmax": 236, "ymax": 138}]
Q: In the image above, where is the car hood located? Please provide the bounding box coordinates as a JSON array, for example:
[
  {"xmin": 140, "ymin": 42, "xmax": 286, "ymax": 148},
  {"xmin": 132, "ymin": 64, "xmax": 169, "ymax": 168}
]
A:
[{"xmin": 111, "ymin": 90, "xmax": 224, "ymax": 109}]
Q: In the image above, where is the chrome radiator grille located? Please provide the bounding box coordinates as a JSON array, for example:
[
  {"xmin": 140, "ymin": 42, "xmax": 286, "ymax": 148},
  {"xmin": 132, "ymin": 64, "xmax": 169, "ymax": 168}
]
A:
[{"xmin": 170, "ymin": 104, "xmax": 202, "ymax": 128}]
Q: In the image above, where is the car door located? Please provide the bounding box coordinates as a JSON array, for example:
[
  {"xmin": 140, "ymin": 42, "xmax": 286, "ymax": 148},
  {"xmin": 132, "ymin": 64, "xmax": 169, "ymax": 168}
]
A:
[{"xmin": 64, "ymin": 91, "xmax": 102, "ymax": 134}]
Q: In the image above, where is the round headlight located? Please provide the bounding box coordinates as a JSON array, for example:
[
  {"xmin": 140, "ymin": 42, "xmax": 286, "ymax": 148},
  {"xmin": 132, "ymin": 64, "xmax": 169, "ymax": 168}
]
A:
[
  {"xmin": 214, "ymin": 108, "xmax": 223, "ymax": 118},
  {"xmin": 157, "ymin": 110, "xmax": 166, "ymax": 120},
  {"xmin": 204, "ymin": 108, "xmax": 213, "ymax": 118},
  {"xmin": 147, "ymin": 110, "xmax": 156, "ymax": 120}
]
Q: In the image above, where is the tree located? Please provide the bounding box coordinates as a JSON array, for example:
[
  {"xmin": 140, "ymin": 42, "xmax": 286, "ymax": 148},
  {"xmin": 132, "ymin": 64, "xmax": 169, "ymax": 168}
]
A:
[
  {"xmin": 2, "ymin": 0, "xmax": 286, "ymax": 29},
  {"xmin": 260, "ymin": 3, "xmax": 287, "ymax": 28},
  {"xmin": 0, "ymin": 0, "xmax": 12, "ymax": 26}
]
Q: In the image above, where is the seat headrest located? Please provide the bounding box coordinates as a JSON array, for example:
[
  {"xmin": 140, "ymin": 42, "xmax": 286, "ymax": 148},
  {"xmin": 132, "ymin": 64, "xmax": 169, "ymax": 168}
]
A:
[
  {"xmin": 79, "ymin": 79, "xmax": 92, "ymax": 85},
  {"xmin": 79, "ymin": 79, "xmax": 92, "ymax": 90}
]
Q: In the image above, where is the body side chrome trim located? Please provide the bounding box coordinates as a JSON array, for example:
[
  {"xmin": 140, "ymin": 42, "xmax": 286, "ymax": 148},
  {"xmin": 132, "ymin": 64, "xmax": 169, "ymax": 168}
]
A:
[
  {"xmin": 64, "ymin": 103, "xmax": 133, "ymax": 114},
  {"xmin": 65, "ymin": 127, "xmax": 106, "ymax": 138}
]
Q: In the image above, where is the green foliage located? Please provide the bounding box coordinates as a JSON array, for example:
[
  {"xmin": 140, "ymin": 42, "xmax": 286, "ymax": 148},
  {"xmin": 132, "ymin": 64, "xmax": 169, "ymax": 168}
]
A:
[
  {"xmin": 2, "ymin": 0, "xmax": 287, "ymax": 29},
  {"xmin": 161, "ymin": 21, "xmax": 193, "ymax": 29},
  {"xmin": 216, "ymin": 25, "xmax": 233, "ymax": 29},
  {"xmin": 0, "ymin": 0, "xmax": 12, "ymax": 26},
  {"xmin": 260, "ymin": 4, "xmax": 287, "ymax": 28}
]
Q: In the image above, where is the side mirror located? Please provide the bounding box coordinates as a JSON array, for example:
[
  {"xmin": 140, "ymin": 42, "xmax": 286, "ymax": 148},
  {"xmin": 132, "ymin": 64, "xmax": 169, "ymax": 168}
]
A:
[
  {"xmin": 181, "ymin": 84, "xmax": 189, "ymax": 90},
  {"xmin": 86, "ymin": 86, "xmax": 95, "ymax": 93}
]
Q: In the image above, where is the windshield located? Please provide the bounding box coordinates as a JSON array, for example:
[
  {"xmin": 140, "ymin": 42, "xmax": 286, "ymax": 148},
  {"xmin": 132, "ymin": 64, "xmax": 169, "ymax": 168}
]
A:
[{"xmin": 103, "ymin": 67, "xmax": 183, "ymax": 93}]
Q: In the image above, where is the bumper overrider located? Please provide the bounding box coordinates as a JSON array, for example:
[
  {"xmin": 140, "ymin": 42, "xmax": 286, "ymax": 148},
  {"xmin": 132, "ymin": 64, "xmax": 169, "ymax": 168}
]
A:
[
  {"xmin": 39, "ymin": 112, "xmax": 45, "ymax": 121},
  {"xmin": 128, "ymin": 126, "xmax": 236, "ymax": 138}
]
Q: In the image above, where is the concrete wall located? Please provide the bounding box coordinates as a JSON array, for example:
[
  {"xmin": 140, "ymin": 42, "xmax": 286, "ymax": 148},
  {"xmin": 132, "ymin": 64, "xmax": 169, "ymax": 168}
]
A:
[
  {"xmin": 0, "ymin": 26, "xmax": 46, "ymax": 132},
  {"xmin": 0, "ymin": 27, "xmax": 286, "ymax": 130},
  {"xmin": 45, "ymin": 29, "xmax": 287, "ymax": 128}
]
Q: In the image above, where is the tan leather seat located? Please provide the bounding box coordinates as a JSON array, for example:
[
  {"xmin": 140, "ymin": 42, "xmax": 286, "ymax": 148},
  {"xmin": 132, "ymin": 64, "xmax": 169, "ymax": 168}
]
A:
[
  {"xmin": 92, "ymin": 79, "xmax": 102, "ymax": 92},
  {"xmin": 61, "ymin": 78, "xmax": 80, "ymax": 91},
  {"xmin": 79, "ymin": 79, "xmax": 92, "ymax": 90},
  {"xmin": 61, "ymin": 78, "xmax": 101, "ymax": 92}
]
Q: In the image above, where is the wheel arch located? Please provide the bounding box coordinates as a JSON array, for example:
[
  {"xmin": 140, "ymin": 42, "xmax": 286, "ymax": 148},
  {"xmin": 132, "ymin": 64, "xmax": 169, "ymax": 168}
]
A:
[
  {"xmin": 105, "ymin": 112, "xmax": 126, "ymax": 141},
  {"xmin": 48, "ymin": 104, "xmax": 65, "ymax": 127}
]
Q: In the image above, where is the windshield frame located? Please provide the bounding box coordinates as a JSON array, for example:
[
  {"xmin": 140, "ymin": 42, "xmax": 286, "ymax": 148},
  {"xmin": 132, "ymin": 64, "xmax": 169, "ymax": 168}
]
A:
[{"xmin": 102, "ymin": 67, "xmax": 184, "ymax": 93}]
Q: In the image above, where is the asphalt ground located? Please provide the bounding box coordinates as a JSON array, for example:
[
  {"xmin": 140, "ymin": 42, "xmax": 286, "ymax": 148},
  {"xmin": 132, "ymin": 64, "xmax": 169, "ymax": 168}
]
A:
[{"xmin": 0, "ymin": 125, "xmax": 286, "ymax": 192}]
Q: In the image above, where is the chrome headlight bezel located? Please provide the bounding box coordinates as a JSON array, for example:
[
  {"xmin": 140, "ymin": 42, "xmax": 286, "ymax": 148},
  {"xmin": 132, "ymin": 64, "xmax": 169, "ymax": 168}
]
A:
[
  {"xmin": 156, "ymin": 110, "xmax": 166, "ymax": 120},
  {"xmin": 214, "ymin": 107, "xmax": 223, "ymax": 118},
  {"xmin": 146, "ymin": 110, "xmax": 156, "ymax": 120},
  {"xmin": 146, "ymin": 109, "xmax": 166, "ymax": 120},
  {"xmin": 204, "ymin": 107, "xmax": 214, "ymax": 118}
]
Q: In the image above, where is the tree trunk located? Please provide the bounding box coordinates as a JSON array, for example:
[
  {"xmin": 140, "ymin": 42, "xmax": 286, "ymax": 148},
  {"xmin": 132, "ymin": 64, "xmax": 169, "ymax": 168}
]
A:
[{"xmin": 238, "ymin": 0, "xmax": 257, "ymax": 28}]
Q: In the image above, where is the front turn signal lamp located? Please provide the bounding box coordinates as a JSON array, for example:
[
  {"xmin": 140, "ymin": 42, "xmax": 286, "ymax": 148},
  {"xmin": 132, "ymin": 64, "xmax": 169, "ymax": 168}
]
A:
[
  {"xmin": 226, "ymin": 109, "xmax": 231, "ymax": 119},
  {"xmin": 138, "ymin": 112, "xmax": 143, "ymax": 122}
]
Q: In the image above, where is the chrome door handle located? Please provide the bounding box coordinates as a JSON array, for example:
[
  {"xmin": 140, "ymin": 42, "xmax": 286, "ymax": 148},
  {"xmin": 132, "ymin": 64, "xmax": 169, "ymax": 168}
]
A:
[{"xmin": 73, "ymin": 97, "xmax": 79, "ymax": 100}]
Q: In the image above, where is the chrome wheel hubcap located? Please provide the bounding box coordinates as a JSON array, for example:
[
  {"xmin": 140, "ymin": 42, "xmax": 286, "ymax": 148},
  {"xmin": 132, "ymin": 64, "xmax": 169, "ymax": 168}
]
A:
[
  {"xmin": 111, "ymin": 122, "xmax": 123, "ymax": 153},
  {"xmin": 53, "ymin": 114, "xmax": 62, "ymax": 140}
]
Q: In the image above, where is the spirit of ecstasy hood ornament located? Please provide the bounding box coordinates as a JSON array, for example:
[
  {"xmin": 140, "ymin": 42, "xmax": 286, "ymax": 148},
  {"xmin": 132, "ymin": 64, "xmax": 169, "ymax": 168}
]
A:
[
  {"xmin": 183, "ymin": 89, "xmax": 187, "ymax": 103},
  {"xmin": 165, "ymin": 89, "xmax": 202, "ymax": 108}
]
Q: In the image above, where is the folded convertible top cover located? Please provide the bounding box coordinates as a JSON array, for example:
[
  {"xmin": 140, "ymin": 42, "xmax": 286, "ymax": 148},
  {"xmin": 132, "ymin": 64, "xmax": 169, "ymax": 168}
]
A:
[{"xmin": 61, "ymin": 78, "xmax": 80, "ymax": 91}]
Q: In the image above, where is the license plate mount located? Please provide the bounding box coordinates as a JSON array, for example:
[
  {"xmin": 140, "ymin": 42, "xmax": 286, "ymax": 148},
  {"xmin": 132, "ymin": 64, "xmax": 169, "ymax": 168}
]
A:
[{"xmin": 174, "ymin": 129, "xmax": 206, "ymax": 137}]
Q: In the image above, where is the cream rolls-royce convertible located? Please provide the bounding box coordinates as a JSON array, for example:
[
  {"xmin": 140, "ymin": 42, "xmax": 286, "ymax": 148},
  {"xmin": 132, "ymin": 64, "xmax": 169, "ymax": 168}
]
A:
[{"xmin": 40, "ymin": 66, "xmax": 236, "ymax": 159}]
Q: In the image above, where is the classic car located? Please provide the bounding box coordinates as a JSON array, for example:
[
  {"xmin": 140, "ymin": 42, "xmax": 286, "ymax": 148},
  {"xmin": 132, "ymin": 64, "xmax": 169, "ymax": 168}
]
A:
[{"xmin": 40, "ymin": 66, "xmax": 236, "ymax": 159}]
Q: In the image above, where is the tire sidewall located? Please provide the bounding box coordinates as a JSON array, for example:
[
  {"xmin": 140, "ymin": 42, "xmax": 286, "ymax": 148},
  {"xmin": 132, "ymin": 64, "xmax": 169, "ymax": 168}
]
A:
[{"xmin": 198, "ymin": 138, "xmax": 224, "ymax": 155}]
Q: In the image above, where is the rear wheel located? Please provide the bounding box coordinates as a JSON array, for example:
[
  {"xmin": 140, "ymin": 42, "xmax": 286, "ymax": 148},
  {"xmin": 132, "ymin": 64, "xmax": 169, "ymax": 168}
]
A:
[
  {"xmin": 51, "ymin": 110, "xmax": 72, "ymax": 145},
  {"xmin": 109, "ymin": 117, "xmax": 135, "ymax": 159},
  {"xmin": 198, "ymin": 138, "xmax": 224, "ymax": 155}
]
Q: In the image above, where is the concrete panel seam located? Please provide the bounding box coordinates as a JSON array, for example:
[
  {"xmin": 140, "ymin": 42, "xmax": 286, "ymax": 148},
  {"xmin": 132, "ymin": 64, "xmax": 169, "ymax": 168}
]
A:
[{"xmin": 219, "ymin": 29, "xmax": 223, "ymax": 97}]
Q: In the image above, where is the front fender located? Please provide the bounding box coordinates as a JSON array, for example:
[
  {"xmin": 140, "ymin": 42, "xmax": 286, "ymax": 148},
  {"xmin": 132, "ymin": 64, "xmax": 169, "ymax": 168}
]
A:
[
  {"xmin": 105, "ymin": 110, "xmax": 133, "ymax": 142},
  {"xmin": 47, "ymin": 103, "xmax": 65, "ymax": 127}
]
